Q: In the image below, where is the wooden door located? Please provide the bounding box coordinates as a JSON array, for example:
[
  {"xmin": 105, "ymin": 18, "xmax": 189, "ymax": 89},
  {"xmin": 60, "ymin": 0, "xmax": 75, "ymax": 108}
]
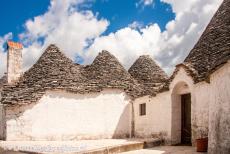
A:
[{"xmin": 181, "ymin": 93, "xmax": 191, "ymax": 144}]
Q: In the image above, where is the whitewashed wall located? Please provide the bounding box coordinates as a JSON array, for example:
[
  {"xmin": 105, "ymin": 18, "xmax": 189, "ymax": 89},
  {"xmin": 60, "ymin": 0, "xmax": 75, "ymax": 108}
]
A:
[
  {"xmin": 134, "ymin": 67, "xmax": 211, "ymax": 145},
  {"xmin": 170, "ymin": 67, "xmax": 210, "ymax": 145},
  {"xmin": 193, "ymin": 82, "xmax": 210, "ymax": 138},
  {"xmin": 133, "ymin": 91, "xmax": 171, "ymax": 142},
  {"xmin": 170, "ymin": 67, "xmax": 195, "ymax": 144},
  {"xmin": 208, "ymin": 61, "xmax": 230, "ymax": 154},
  {"xmin": 5, "ymin": 89, "xmax": 131, "ymax": 141}
]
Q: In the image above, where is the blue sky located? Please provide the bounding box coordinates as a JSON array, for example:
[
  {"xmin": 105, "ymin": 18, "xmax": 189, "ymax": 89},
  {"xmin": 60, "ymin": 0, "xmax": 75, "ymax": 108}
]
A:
[
  {"xmin": 0, "ymin": 0, "xmax": 174, "ymax": 41},
  {"xmin": 89, "ymin": 0, "xmax": 174, "ymax": 34},
  {"xmin": 0, "ymin": 0, "xmax": 222, "ymax": 77},
  {"xmin": 0, "ymin": 0, "xmax": 50, "ymax": 37}
]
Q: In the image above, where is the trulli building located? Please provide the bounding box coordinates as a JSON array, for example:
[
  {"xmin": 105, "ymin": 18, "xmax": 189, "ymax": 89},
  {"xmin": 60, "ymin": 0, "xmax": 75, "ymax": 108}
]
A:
[{"xmin": 0, "ymin": 0, "xmax": 230, "ymax": 153}]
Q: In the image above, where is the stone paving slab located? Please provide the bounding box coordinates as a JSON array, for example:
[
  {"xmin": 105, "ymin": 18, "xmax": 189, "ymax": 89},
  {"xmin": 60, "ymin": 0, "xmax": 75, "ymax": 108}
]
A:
[{"xmin": 121, "ymin": 146, "xmax": 207, "ymax": 154}]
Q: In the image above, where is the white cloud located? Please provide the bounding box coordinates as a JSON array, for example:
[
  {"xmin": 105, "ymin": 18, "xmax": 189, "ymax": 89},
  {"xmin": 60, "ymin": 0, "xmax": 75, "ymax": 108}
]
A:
[
  {"xmin": 0, "ymin": 0, "xmax": 109, "ymax": 77},
  {"xmin": 142, "ymin": 0, "xmax": 154, "ymax": 6},
  {"xmin": 156, "ymin": 0, "xmax": 223, "ymax": 72},
  {"xmin": 0, "ymin": 33, "xmax": 13, "ymax": 77},
  {"xmin": 0, "ymin": 0, "xmax": 224, "ymax": 78},
  {"xmin": 19, "ymin": 0, "xmax": 109, "ymax": 71},
  {"xmin": 128, "ymin": 21, "xmax": 144, "ymax": 30},
  {"xmin": 83, "ymin": 0, "xmax": 223, "ymax": 74},
  {"xmin": 136, "ymin": 0, "xmax": 154, "ymax": 8},
  {"xmin": 84, "ymin": 24, "xmax": 161, "ymax": 68}
]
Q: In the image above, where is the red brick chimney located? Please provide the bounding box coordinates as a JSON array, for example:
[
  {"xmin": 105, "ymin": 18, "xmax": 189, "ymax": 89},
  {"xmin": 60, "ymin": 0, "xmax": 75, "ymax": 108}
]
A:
[{"xmin": 6, "ymin": 41, "xmax": 23, "ymax": 84}]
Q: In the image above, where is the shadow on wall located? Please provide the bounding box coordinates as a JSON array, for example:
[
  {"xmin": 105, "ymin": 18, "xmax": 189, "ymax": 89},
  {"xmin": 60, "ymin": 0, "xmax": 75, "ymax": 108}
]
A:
[{"xmin": 112, "ymin": 103, "xmax": 131, "ymax": 139}]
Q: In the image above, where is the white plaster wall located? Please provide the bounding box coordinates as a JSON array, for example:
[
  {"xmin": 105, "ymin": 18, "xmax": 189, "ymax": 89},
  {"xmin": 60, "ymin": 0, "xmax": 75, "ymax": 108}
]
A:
[
  {"xmin": 170, "ymin": 68, "xmax": 195, "ymax": 94},
  {"xmin": 6, "ymin": 89, "xmax": 131, "ymax": 141},
  {"xmin": 193, "ymin": 82, "xmax": 210, "ymax": 136},
  {"xmin": 170, "ymin": 67, "xmax": 195, "ymax": 144},
  {"xmin": 208, "ymin": 61, "xmax": 230, "ymax": 154},
  {"xmin": 133, "ymin": 91, "xmax": 171, "ymax": 142}
]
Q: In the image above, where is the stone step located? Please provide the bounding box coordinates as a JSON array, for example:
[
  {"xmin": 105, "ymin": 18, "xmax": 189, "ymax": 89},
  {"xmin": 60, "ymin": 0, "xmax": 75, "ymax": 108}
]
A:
[{"xmin": 80, "ymin": 139, "xmax": 163, "ymax": 154}]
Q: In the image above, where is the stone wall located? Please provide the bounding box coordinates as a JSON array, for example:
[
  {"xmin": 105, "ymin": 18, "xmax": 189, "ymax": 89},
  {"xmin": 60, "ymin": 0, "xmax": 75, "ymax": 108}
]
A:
[
  {"xmin": 208, "ymin": 61, "xmax": 230, "ymax": 154},
  {"xmin": 5, "ymin": 89, "xmax": 132, "ymax": 141},
  {"xmin": 0, "ymin": 104, "xmax": 5, "ymax": 140}
]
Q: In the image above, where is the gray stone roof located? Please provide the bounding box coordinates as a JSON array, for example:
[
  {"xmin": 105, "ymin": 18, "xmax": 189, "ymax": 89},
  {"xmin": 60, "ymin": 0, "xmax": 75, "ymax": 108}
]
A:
[
  {"xmin": 175, "ymin": 0, "xmax": 230, "ymax": 83},
  {"xmin": 83, "ymin": 50, "xmax": 144, "ymax": 98},
  {"xmin": 128, "ymin": 55, "xmax": 169, "ymax": 95},
  {"xmin": 1, "ymin": 45, "xmax": 145, "ymax": 105}
]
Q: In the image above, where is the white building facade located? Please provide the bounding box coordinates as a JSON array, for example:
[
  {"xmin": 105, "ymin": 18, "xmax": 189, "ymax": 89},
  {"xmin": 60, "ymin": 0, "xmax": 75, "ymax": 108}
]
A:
[{"xmin": 0, "ymin": 0, "xmax": 229, "ymax": 153}]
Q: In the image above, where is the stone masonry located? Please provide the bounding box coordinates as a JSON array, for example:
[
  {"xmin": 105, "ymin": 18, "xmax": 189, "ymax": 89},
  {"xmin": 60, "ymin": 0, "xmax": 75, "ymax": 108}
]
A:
[{"xmin": 7, "ymin": 41, "xmax": 23, "ymax": 84}]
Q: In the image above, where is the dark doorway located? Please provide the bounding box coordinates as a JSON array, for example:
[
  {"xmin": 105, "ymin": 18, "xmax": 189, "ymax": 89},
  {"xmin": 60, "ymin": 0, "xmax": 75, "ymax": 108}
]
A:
[{"xmin": 181, "ymin": 93, "xmax": 191, "ymax": 144}]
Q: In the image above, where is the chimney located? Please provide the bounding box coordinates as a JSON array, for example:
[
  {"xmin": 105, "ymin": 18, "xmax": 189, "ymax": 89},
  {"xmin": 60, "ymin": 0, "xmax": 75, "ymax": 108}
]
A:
[{"xmin": 6, "ymin": 41, "xmax": 23, "ymax": 84}]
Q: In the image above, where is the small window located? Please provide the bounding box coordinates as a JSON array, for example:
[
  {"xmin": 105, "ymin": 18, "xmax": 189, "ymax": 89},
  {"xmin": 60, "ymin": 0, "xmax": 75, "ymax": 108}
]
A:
[{"xmin": 139, "ymin": 103, "xmax": 146, "ymax": 116}]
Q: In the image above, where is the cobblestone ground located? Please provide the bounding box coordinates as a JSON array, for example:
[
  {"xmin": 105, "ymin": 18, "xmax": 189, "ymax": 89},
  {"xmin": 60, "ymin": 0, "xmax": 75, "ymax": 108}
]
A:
[{"xmin": 122, "ymin": 146, "xmax": 207, "ymax": 154}]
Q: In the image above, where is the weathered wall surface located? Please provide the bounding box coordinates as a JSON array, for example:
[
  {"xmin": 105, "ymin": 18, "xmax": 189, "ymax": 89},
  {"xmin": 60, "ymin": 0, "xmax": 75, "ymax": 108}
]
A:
[
  {"xmin": 208, "ymin": 62, "xmax": 230, "ymax": 154},
  {"xmin": 7, "ymin": 47, "xmax": 22, "ymax": 84},
  {"xmin": 133, "ymin": 91, "xmax": 171, "ymax": 142},
  {"xmin": 5, "ymin": 89, "xmax": 131, "ymax": 141},
  {"xmin": 192, "ymin": 82, "xmax": 210, "ymax": 139},
  {"xmin": 170, "ymin": 67, "xmax": 210, "ymax": 145},
  {"xmin": 0, "ymin": 104, "xmax": 5, "ymax": 140}
]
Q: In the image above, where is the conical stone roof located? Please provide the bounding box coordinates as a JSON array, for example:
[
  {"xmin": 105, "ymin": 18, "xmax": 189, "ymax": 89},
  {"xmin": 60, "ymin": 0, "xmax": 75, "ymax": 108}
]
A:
[
  {"xmin": 1, "ymin": 48, "xmax": 144, "ymax": 105},
  {"xmin": 129, "ymin": 55, "xmax": 169, "ymax": 95},
  {"xmin": 23, "ymin": 44, "xmax": 85, "ymax": 85},
  {"xmin": 85, "ymin": 50, "xmax": 130, "ymax": 82},
  {"xmin": 1, "ymin": 45, "xmax": 86, "ymax": 105},
  {"xmin": 182, "ymin": 0, "xmax": 230, "ymax": 82},
  {"xmin": 83, "ymin": 50, "xmax": 144, "ymax": 97}
]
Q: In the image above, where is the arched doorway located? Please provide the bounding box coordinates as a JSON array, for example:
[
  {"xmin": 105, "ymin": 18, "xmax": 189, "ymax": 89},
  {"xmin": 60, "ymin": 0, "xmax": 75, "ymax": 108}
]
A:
[{"xmin": 171, "ymin": 81, "xmax": 191, "ymax": 145}]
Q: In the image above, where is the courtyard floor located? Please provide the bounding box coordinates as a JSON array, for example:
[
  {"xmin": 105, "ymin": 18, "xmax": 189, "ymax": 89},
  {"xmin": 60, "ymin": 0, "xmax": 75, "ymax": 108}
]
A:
[
  {"xmin": 0, "ymin": 139, "xmax": 143, "ymax": 153},
  {"xmin": 121, "ymin": 146, "xmax": 207, "ymax": 154},
  {"xmin": 0, "ymin": 140, "xmax": 207, "ymax": 154}
]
